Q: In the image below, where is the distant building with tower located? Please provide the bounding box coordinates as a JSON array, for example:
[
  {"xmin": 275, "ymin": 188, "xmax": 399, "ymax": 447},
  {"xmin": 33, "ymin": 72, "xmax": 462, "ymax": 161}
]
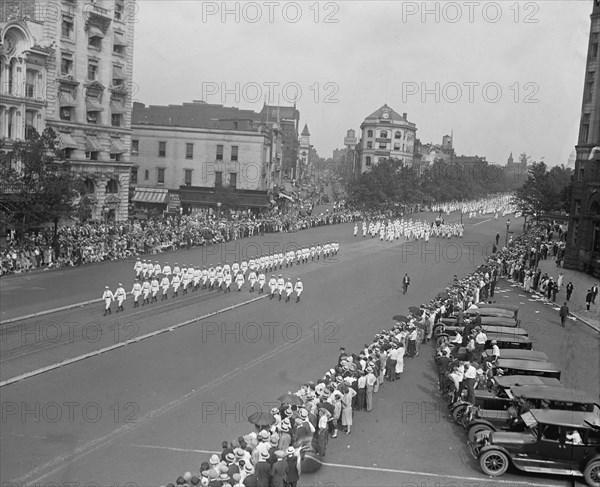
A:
[
  {"xmin": 564, "ymin": 0, "xmax": 600, "ymax": 277},
  {"xmin": 297, "ymin": 123, "xmax": 310, "ymax": 181}
]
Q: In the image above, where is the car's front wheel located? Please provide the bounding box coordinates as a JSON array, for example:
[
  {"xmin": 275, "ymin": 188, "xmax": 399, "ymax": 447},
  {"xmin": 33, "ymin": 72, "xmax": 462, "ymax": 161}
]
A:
[
  {"xmin": 468, "ymin": 424, "xmax": 493, "ymax": 443},
  {"xmin": 479, "ymin": 449, "xmax": 509, "ymax": 477},
  {"xmin": 452, "ymin": 404, "xmax": 468, "ymax": 424},
  {"xmin": 584, "ymin": 458, "xmax": 600, "ymax": 487}
]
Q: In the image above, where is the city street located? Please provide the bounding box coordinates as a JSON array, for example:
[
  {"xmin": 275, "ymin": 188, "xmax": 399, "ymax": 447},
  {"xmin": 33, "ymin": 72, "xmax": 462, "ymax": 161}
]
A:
[{"xmin": 1, "ymin": 213, "xmax": 598, "ymax": 487}]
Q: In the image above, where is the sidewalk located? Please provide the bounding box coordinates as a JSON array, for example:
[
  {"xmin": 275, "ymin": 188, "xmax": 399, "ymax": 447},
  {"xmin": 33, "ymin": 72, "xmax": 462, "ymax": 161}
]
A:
[{"xmin": 535, "ymin": 256, "xmax": 600, "ymax": 332}]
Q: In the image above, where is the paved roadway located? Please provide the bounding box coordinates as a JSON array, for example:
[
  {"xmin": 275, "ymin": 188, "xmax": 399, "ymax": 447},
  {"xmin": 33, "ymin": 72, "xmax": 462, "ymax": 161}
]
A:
[{"xmin": 1, "ymin": 212, "xmax": 598, "ymax": 487}]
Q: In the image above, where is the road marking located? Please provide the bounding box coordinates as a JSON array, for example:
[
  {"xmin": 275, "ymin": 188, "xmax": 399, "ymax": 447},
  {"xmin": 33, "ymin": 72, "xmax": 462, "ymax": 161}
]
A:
[
  {"xmin": 319, "ymin": 461, "xmax": 563, "ymax": 486},
  {"xmin": 0, "ymin": 295, "xmax": 267, "ymax": 388},
  {"xmin": 472, "ymin": 218, "xmax": 492, "ymax": 226},
  {"xmin": 131, "ymin": 444, "xmax": 219, "ymax": 455}
]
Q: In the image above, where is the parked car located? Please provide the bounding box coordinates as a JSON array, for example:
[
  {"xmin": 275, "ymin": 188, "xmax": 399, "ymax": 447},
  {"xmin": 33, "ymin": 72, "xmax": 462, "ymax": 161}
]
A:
[
  {"xmin": 477, "ymin": 303, "xmax": 519, "ymax": 319},
  {"xmin": 494, "ymin": 359, "xmax": 561, "ymax": 380},
  {"xmin": 468, "ymin": 409, "xmax": 600, "ymax": 486}
]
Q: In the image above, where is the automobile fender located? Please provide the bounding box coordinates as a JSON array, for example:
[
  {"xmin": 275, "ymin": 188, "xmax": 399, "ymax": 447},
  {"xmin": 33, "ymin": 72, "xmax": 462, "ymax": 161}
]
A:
[
  {"xmin": 448, "ymin": 400, "xmax": 470, "ymax": 412},
  {"xmin": 478, "ymin": 443, "xmax": 512, "ymax": 458},
  {"xmin": 468, "ymin": 418, "xmax": 498, "ymax": 431}
]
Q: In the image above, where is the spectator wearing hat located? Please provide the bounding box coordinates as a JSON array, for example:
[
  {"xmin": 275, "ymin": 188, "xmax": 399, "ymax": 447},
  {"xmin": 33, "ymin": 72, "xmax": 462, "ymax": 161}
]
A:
[
  {"xmin": 339, "ymin": 383, "xmax": 356, "ymax": 434},
  {"xmin": 271, "ymin": 450, "xmax": 288, "ymax": 487},
  {"xmin": 254, "ymin": 450, "xmax": 271, "ymax": 487},
  {"xmin": 365, "ymin": 367, "xmax": 377, "ymax": 411},
  {"xmin": 394, "ymin": 342, "xmax": 405, "ymax": 379},
  {"xmin": 315, "ymin": 408, "xmax": 331, "ymax": 456},
  {"xmin": 285, "ymin": 446, "xmax": 301, "ymax": 487},
  {"xmin": 278, "ymin": 420, "xmax": 292, "ymax": 451}
]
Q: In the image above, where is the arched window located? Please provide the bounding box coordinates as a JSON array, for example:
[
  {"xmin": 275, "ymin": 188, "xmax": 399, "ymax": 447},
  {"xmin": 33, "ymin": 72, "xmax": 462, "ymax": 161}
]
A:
[
  {"xmin": 591, "ymin": 201, "xmax": 600, "ymax": 216},
  {"xmin": 380, "ymin": 130, "xmax": 388, "ymax": 139},
  {"xmin": 106, "ymin": 179, "xmax": 118, "ymax": 194},
  {"xmin": 85, "ymin": 178, "xmax": 95, "ymax": 194}
]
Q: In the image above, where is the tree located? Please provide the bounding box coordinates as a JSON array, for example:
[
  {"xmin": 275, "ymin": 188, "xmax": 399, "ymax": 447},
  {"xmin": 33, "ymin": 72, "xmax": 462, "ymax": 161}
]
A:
[
  {"xmin": 0, "ymin": 127, "xmax": 86, "ymax": 249},
  {"xmin": 214, "ymin": 184, "xmax": 239, "ymax": 215}
]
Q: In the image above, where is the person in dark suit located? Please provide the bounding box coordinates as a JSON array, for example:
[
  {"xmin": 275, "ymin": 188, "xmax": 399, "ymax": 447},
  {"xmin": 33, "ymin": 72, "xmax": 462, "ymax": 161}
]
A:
[
  {"xmin": 566, "ymin": 282, "xmax": 574, "ymax": 301},
  {"xmin": 559, "ymin": 302, "xmax": 569, "ymax": 327},
  {"xmin": 271, "ymin": 450, "xmax": 288, "ymax": 487},
  {"xmin": 586, "ymin": 289, "xmax": 593, "ymax": 311},
  {"xmin": 402, "ymin": 274, "xmax": 411, "ymax": 294},
  {"xmin": 285, "ymin": 446, "xmax": 301, "ymax": 487}
]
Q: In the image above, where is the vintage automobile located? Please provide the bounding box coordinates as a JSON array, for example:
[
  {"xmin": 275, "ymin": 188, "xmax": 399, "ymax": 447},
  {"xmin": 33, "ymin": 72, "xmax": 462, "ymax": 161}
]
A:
[
  {"xmin": 464, "ymin": 386, "xmax": 599, "ymax": 442},
  {"xmin": 493, "ymin": 359, "xmax": 562, "ymax": 380},
  {"xmin": 437, "ymin": 333, "xmax": 534, "ymax": 354},
  {"xmin": 477, "ymin": 303, "xmax": 519, "ymax": 319},
  {"xmin": 449, "ymin": 373, "xmax": 561, "ymax": 426},
  {"xmin": 468, "ymin": 409, "xmax": 600, "ymax": 485},
  {"xmin": 434, "ymin": 323, "xmax": 528, "ymax": 341},
  {"xmin": 438, "ymin": 315, "xmax": 519, "ymax": 330},
  {"xmin": 452, "ymin": 348, "xmax": 548, "ymax": 362}
]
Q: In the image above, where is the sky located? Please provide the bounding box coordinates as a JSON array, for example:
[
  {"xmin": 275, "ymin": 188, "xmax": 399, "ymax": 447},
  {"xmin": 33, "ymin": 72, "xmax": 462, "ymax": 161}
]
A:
[{"xmin": 131, "ymin": 1, "xmax": 594, "ymax": 166}]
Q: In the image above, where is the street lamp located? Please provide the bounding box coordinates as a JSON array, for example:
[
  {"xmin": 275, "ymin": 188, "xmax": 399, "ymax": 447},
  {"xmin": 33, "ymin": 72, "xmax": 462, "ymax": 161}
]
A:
[{"xmin": 505, "ymin": 218, "xmax": 511, "ymax": 246}]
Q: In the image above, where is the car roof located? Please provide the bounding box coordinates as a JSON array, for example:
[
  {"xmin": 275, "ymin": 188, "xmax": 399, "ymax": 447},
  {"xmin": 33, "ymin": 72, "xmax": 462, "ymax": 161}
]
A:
[
  {"xmin": 483, "ymin": 326, "xmax": 528, "ymax": 335},
  {"xmin": 480, "ymin": 317, "xmax": 518, "ymax": 326},
  {"xmin": 478, "ymin": 304, "xmax": 519, "ymax": 312},
  {"xmin": 527, "ymin": 409, "xmax": 600, "ymax": 428},
  {"xmin": 485, "ymin": 350, "xmax": 549, "ymax": 361},
  {"xmin": 496, "ymin": 359, "xmax": 560, "ymax": 372},
  {"xmin": 511, "ymin": 386, "xmax": 597, "ymax": 403},
  {"xmin": 495, "ymin": 376, "xmax": 564, "ymax": 388},
  {"xmin": 485, "ymin": 334, "xmax": 532, "ymax": 344}
]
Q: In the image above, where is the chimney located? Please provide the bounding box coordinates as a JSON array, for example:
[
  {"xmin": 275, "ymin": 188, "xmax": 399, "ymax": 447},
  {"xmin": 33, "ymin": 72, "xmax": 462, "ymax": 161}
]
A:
[{"xmin": 403, "ymin": 112, "xmax": 407, "ymax": 120}]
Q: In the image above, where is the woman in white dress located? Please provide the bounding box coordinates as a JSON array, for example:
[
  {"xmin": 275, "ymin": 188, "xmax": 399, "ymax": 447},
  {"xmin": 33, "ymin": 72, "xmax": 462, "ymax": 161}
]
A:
[{"xmin": 394, "ymin": 342, "xmax": 406, "ymax": 380}]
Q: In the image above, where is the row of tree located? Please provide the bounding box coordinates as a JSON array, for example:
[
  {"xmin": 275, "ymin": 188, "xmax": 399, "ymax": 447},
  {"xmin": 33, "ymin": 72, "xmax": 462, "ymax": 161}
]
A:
[{"xmin": 346, "ymin": 158, "xmax": 523, "ymax": 210}]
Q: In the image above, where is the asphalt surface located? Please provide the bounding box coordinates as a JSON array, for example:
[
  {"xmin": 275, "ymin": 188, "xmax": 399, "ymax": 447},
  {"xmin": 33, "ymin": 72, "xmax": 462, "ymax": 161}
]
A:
[{"xmin": 1, "ymin": 212, "xmax": 598, "ymax": 487}]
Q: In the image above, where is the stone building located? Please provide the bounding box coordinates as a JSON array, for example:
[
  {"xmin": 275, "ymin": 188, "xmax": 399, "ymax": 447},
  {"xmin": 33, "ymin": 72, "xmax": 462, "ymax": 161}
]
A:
[
  {"xmin": 0, "ymin": 0, "xmax": 136, "ymax": 222},
  {"xmin": 564, "ymin": 0, "xmax": 600, "ymax": 277}
]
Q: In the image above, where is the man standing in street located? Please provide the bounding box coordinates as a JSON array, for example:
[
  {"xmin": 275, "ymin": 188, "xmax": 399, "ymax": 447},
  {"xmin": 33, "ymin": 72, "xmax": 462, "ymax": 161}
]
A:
[
  {"xmin": 102, "ymin": 286, "xmax": 114, "ymax": 316},
  {"xmin": 495, "ymin": 233, "xmax": 500, "ymax": 245},
  {"xmin": 592, "ymin": 284, "xmax": 598, "ymax": 304},
  {"xmin": 557, "ymin": 272, "xmax": 564, "ymax": 291},
  {"xmin": 566, "ymin": 281, "xmax": 574, "ymax": 301},
  {"xmin": 559, "ymin": 302, "xmax": 569, "ymax": 327},
  {"xmin": 586, "ymin": 289, "xmax": 593, "ymax": 311},
  {"xmin": 402, "ymin": 273, "xmax": 410, "ymax": 295}
]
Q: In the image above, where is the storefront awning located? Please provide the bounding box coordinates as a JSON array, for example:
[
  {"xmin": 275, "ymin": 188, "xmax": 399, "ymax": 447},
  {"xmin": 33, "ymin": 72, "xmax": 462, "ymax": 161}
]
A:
[
  {"xmin": 114, "ymin": 32, "xmax": 127, "ymax": 47},
  {"xmin": 132, "ymin": 188, "xmax": 168, "ymax": 204},
  {"xmin": 57, "ymin": 133, "xmax": 80, "ymax": 150},
  {"xmin": 59, "ymin": 90, "xmax": 77, "ymax": 107},
  {"xmin": 109, "ymin": 139, "xmax": 127, "ymax": 154},
  {"xmin": 85, "ymin": 136, "xmax": 103, "ymax": 152},
  {"xmin": 85, "ymin": 96, "xmax": 104, "ymax": 112}
]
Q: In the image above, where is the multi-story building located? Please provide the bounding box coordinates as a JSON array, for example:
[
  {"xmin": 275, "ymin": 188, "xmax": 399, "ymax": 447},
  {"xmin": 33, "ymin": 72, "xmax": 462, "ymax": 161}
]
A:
[
  {"xmin": 564, "ymin": 0, "xmax": 600, "ymax": 277},
  {"xmin": 357, "ymin": 104, "xmax": 417, "ymax": 173},
  {"xmin": 297, "ymin": 123, "xmax": 310, "ymax": 181},
  {"xmin": 1, "ymin": 0, "xmax": 136, "ymax": 222},
  {"xmin": 258, "ymin": 103, "xmax": 299, "ymax": 182},
  {"xmin": 130, "ymin": 101, "xmax": 279, "ymax": 215}
]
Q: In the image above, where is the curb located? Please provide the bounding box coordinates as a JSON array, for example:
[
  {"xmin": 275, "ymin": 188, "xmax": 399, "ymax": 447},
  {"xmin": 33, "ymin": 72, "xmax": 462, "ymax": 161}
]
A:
[{"xmin": 571, "ymin": 312, "xmax": 600, "ymax": 333}]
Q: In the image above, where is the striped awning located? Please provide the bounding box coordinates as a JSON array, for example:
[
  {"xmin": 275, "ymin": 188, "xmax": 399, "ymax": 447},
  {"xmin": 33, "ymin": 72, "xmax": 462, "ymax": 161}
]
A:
[
  {"xmin": 59, "ymin": 90, "xmax": 77, "ymax": 107},
  {"xmin": 57, "ymin": 133, "xmax": 80, "ymax": 150},
  {"xmin": 110, "ymin": 98, "xmax": 125, "ymax": 113},
  {"xmin": 132, "ymin": 188, "xmax": 168, "ymax": 204},
  {"xmin": 88, "ymin": 25, "xmax": 104, "ymax": 38},
  {"xmin": 85, "ymin": 96, "xmax": 104, "ymax": 112},
  {"xmin": 109, "ymin": 139, "xmax": 127, "ymax": 154},
  {"xmin": 85, "ymin": 136, "xmax": 102, "ymax": 152}
]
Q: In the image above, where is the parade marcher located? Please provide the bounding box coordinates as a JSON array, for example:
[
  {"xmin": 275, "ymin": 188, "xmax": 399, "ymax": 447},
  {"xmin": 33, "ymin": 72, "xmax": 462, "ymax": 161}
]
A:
[
  {"xmin": 142, "ymin": 277, "xmax": 151, "ymax": 305},
  {"xmin": 277, "ymin": 274, "xmax": 285, "ymax": 301},
  {"xmin": 224, "ymin": 270, "xmax": 233, "ymax": 293},
  {"xmin": 258, "ymin": 271, "xmax": 266, "ymax": 294},
  {"xmin": 235, "ymin": 271, "xmax": 245, "ymax": 292},
  {"xmin": 134, "ymin": 259, "xmax": 142, "ymax": 279},
  {"xmin": 208, "ymin": 266, "xmax": 216, "ymax": 290},
  {"xmin": 114, "ymin": 283, "xmax": 126, "ymax": 312},
  {"xmin": 160, "ymin": 274, "xmax": 170, "ymax": 300},
  {"xmin": 150, "ymin": 275, "xmax": 160, "ymax": 302},
  {"xmin": 171, "ymin": 273, "xmax": 181, "ymax": 297},
  {"xmin": 284, "ymin": 277, "xmax": 294, "ymax": 302},
  {"xmin": 269, "ymin": 275, "xmax": 277, "ymax": 299},
  {"xmin": 294, "ymin": 278, "xmax": 303, "ymax": 302},
  {"xmin": 131, "ymin": 278, "xmax": 142, "ymax": 308},
  {"xmin": 102, "ymin": 285, "xmax": 114, "ymax": 316},
  {"xmin": 248, "ymin": 269, "xmax": 257, "ymax": 292}
]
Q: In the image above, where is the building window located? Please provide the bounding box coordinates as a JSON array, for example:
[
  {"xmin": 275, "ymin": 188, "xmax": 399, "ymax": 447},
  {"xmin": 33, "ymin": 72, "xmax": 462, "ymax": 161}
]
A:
[
  {"xmin": 379, "ymin": 142, "xmax": 387, "ymax": 150},
  {"xmin": 367, "ymin": 130, "xmax": 373, "ymax": 138},
  {"xmin": 131, "ymin": 139, "xmax": 139, "ymax": 155},
  {"xmin": 110, "ymin": 153, "xmax": 122, "ymax": 161},
  {"xmin": 87, "ymin": 111, "xmax": 99, "ymax": 124},
  {"xmin": 572, "ymin": 220, "xmax": 579, "ymax": 245},
  {"xmin": 365, "ymin": 157, "xmax": 371, "ymax": 167},
  {"xmin": 88, "ymin": 35, "xmax": 102, "ymax": 50},
  {"xmin": 591, "ymin": 33, "xmax": 598, "ymax": 59},
  {"xmin": 184, "ymin": 169, "xmax": 192, "ymax": 186},
  {"xmin": 594, "ymin": 223, "xmax": 600, "ymax": 253},
  {"xmin": 87, "ymin": 62, "xmax": 98, "ymax": 81},
  {"xmin": 579, "ymin": 165, "xmax": 585, "ymax": 181},
  {"xmin": 585, "ymin": 71, "xmax": 595, "ymax": 102},
  {"xmin": 215, "ymin": 171, "xmax": 223, "ymax": 187},
  {"xmin": 62, "ymin": 18, "xmax": 74, "ymax": 39},
  {"xmin": 157, "ymin": 168, "xmax": 165, "ymax": 184},
  {"xmin": 395, "ymin": 131, "xmax": 402, "ymax": 139},
  {"xmin": 380, "ymin": 130, "xmax": 388, "ymax": 138},
  {"xmin": 581, "ymin": 113, "xmax": 590, "ymax": 143},
  {"xmin": 85, "ymin": 151, "xmax": 99, "ymax": 160},
  {"xmin": 62, "ymin": 148, "xmax": 73, "ymax": 159},
  {"xmin": 25, "ymin": 69, "xmax": 38, "ymax": 98},
  {"xmin": 114, "ymin": 0, "xmax": 124, "ymax": 20},
  {"xmin": 158, "ymin": 141, "xmax": 166, "ymax": 157},
  {"xmin": 112, "ymin": 65, "xmax": 125, "ymax": 86},
  {"xmin": 111, "ymin": 113, "xmax": 121, "ymax": 127},
  {"xmin": 216, "ymin": 144, "xmax": 223, "ymax": 161},
  {"xmin": 61, "ymin": 54, "xmax": 73, "ymax": 76},
  {"xmin": 144, "ymin": 169, "xmax": 149, "ymax": 181},
  {"xmin": 186, "ymin": 143, "xmax": 193, "ymax": 159},
  {"xmin": 60, "ymin": 107, "xmax": 72, "ymax": 121},
  {"xmin": 131, "ymin": 167, "xmax": 138, "ymax": 184},
  {"xmin": 575, "ymin": 200, "xmax": 581, "ymax": 215},
  {"xmin": 229, "ymin": 172, "xmax": 237, "ymax": 189},
  {"xmin": 394, "ymin": 143, "xmax": 401, "ymax": 151},
  {"xmin": 231, "ymin": 145, "xmax": 238, "ymax": 162},
  {"xmin": 367, "ymin": 141, "xmax": 373, "ymax": 149}
]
